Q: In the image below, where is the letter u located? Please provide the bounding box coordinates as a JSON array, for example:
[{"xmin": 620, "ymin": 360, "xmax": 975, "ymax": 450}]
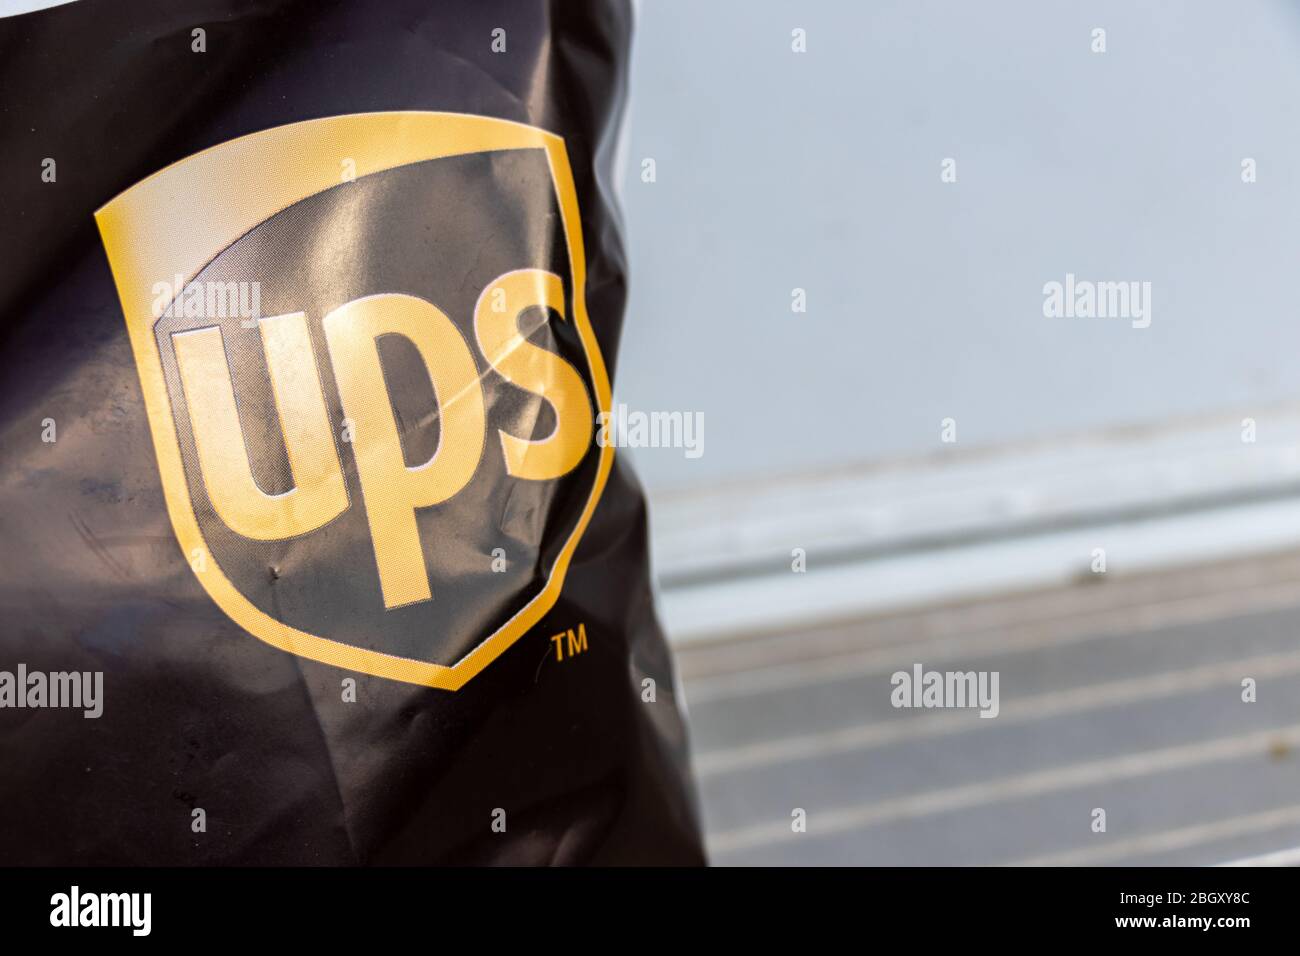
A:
[{"xmin": 172, "ymin": 313, "xmax": 347, "ymax": 539}]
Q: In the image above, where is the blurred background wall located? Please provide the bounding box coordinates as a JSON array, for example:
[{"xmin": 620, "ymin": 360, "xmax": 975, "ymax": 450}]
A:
[
  {"xmin": 619, "ymin": 0, "xmax": 1300, "ymax": 493},
  {"xmin": 614, "ymin": 0, "xmax": 1300, "ymax": 865}
]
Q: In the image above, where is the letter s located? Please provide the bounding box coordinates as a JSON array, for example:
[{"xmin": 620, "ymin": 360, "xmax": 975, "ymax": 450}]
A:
[{"xmin": 474, "ymin": 269, "xmax": 593, "ymax": 481}]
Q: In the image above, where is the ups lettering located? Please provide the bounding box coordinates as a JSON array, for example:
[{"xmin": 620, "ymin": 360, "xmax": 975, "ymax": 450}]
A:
[{"xmin": 173, "ymin": 268, "xmax": 592, "ymax": 609}]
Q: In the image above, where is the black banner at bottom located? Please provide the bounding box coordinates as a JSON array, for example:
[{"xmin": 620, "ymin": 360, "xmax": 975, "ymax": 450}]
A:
[{"xmin": 0, "ymin": 865, "xmax": 1281, "ymax": 941}]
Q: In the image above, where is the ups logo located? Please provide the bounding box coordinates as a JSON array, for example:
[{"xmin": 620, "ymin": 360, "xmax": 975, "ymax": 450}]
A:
[{"xmin": 96, "ymin": 113, "xmax": 614, "ymax": 689}]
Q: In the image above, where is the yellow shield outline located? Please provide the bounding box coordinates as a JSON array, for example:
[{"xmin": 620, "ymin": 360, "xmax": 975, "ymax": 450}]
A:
[{"xmin": 95, "ymin": 112, "xmax": 615, "ymax": 689}]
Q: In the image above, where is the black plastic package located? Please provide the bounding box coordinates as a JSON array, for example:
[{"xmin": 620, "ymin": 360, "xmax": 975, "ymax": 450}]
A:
[{"xmin": 0, "ymin": 0, "xmax": 705, "ymax": 865}]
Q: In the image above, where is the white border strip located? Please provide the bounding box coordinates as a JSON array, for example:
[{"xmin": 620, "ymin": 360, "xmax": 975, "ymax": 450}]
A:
[{"xmin": 0, "ymin": 0, "xmax": 80, "ymax": 18}]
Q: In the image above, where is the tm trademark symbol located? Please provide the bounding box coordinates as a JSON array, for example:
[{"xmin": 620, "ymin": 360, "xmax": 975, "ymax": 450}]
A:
[{"xmin": 550, "ymin": 623, "xmax": 589, "ymax": 662}]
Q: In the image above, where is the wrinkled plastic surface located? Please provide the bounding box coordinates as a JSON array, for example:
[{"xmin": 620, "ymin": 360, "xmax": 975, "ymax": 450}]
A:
[{"xmin": 0, "ymin": 0, "xmax": 705, "ymax": 865}]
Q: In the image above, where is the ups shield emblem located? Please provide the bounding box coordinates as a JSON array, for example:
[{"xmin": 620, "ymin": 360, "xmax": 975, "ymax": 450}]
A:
[{"xmin": 96, "ymin": 112, "xmax": 614, "ymax": 689}]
